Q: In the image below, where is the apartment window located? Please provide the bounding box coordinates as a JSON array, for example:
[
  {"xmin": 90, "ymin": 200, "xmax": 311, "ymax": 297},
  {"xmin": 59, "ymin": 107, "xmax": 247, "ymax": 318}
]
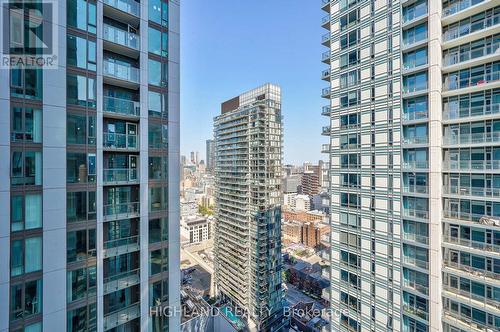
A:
[
  {"xmin": 340, "ymin": 112, "xmax": 360, "ymax": 129},
  {"xmin": 340, "ymin": 49, "xmax": 359, "ymax": 69},
  {"xmin": 340, "ymin": 231, "xmax": 360, "ymax": 248},
  {"xmin": 340, "ymin": 9, "xmax": 359, "ymax": 31},
  {"xmin": 340, "ymin": 29, "xmax": 359, "ymax": 49},
  {"xmin": 403, "ymin": 48, "xmax": 428, "ymax": 70},
  {"xmin": 11, "ymin": 194, "xmax": 42, "ymax": 232},
  {"xmin": 149, "ymin": 0, "xmax": 168, "ymax": 26},
  {"xmin": 148, "ymin": 27, "xmax": 168, "ymax": 57},
  {"xmin": 10, "ymin": 279, "xmax": 42, "ymax": 321},
  {"xmin": 340, "ymin": 69, "xmax": 360, "ymax": 88},
  {"xmin": 149, "ymin": 187, "xmax": 168, "ymax": 212},
  {"xmin": 11, "ymin": 150, "xmax": 42, "ymax": 186},
  {"xmin": 11, "ymin": 237, "xmax": 42, "ymax": 276},
  {"xmin": 340, "ymin": 90, "xmax": 360, "ymax": 107},
  {"xmin": 67, "ymin": 152, "xmax": 96, "ymax": 184},
  {"xmin": 68, "ymin": 303, "xmax": 97, "ymax": 332},
  {"xmin": 149, "ymin": 218, "xmax": 168, "ymax": 244},
  {"xmin": 341, "ymin": 153, "xmax": 360, "ymax": 168},
  {"xmin": 149, "ymin": 91, "xmax": 168, "ymax": 118},
  {"xmin": 67, "ymin": 113, "xmax": 96, "ymax": 145},
  {"xmin": 403, "ymin": 23, "xmax": 427, "ymax": 46},
  {"xmin": 403, "ymin": 71, "xmax": 428, "ymax": 93},
  {"xmin": 148, "ymin": 59, "xmax": 167, "ymax": 87},
  {"xmin": 388, "ymin": 129, "xmax": 393, "ymax": 145},
  {"xmin": 67, "ymin": 191, "xmax": 97, "ymax": 222},
  {"xmin": 149, "ymin": 156, "xmax": 168, "ymax": 180},
  {"xmin": 11, "ymin": 107, "xmax": 42, "ymax": 143},
  {"xmin": 11, "ymin": 67, "xmax": 42, "ymax": 100},
  {"xmin": 341, "ymin": 192, "xmax": 359, "ymax": 208},
  {"xmin": 340, "ymin": 133, "xmax": 360, "ymax": 149},
  {"xmin": 67, "ymin": 0, "xmax": 96, "ymax": 33},
  {"xmin": 149, "ymin": 123, "xmax": 168, "ymax": 148},
  {"xmin": 67, "ymin": 228, "xmax": 96, "ymax": 263},
  {"xmin": 67, "ymin": 34, "xmax": 96, "ymax": 71},
  {"xmin": 67, "ymin": 266, "xmax": 96, "ymax": 303},
  {"xmin": 67, "ymin": 74, "xmax": 96, "ymax": 107},
  {"xmin": 340, "ymin": 212, "xmax": 360, "ymax": 228},
  {"xmin": 150, "ymin": 248, "xmax": 168, "ymax": 276}
]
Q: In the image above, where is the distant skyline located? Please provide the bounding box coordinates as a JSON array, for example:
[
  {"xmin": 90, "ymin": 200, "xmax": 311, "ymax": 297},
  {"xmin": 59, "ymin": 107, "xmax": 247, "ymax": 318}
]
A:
[{"xmin": 180, "ymin": 0, "xmax": 325, "ymax": 165}]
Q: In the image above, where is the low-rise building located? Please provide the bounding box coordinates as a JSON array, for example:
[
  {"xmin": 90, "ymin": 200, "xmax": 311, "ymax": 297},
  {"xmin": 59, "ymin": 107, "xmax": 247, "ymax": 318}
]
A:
[{"xmin": 181, "ymin": 215, "xmax": 213, "ymax": 244}]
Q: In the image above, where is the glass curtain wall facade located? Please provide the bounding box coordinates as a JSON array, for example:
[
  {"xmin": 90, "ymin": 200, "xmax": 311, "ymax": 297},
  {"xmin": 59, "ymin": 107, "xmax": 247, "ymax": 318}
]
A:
[
  {"xmin": 0, "ymin": 1, "xmax": 180, "ymax": 331},
  {"xmin": 322, "ymin": 0, "xmax": 500, "ymax": 331},
  {"xmin": 213, "ymin": 84, "xmax": 287, "ymax": 331}
]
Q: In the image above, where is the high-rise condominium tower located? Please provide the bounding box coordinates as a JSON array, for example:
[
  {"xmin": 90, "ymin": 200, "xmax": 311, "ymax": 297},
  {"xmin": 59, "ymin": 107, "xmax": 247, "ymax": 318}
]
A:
[
  {"xmin": 322, "ymin": 0, "xmax": 499, "ymax": 331},
  {"xmin": 213, "ymin": 84, "xmax": 286, "ymax": 331},
  {"xmin": 206, "ymin": 139, "xmax": 215, "ymax": 174},
  {"xmin": 0, "ymin": 1, "xmax": 180, "ymax": 331}
]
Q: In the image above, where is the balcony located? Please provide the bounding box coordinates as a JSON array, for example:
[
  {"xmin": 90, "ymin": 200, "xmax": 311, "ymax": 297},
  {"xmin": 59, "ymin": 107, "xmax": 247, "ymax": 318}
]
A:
[
  {"xmin": 103, "ymin": 202, "xmax": 140, "ymax": 221},
  {"xmin": 103, "ymin": 60, "xmax": 140, "ymax": 88},
  {"xmin": 443, "ymin": 12, "xmax": 500, "ymax": 47},
  {"xmin": 443, "ymin": 209, "xmax": 488, "ymax": 222},
  {"xmin": 321, "ymin": 14, "xmax": 331, "ymax": 29},
  {"xmin": 443, "ymin": 71, "xmax": 500, "ymax": 93},
  {"xmin": 321, "ymin": 144, "xmax": 330, "ymax": 153},
  {"xmin": 321, "ymin": 106, "xmax": 331, "ymax": 116},
  {"xmin": 103, "ymin": 268, "xmax": 140, "ymax": 294},
  {"xmin": 402, "ymin": 34, "xmax": 428, "ymax": 51},
  {"xmin": 322, "ymin": 51, "xmax": 331, "ymax": 64},
  {"xmin": 321, "ymin": 87, "xmax": 331, "ymax": 99},
  {"xmin": 103, "ymin": 303, "xmax": 140, "ymax": 331},
  {"xmin": 103, "ymin": 0, "xmax": 139, "ymax": 17},
  {"xmin": 103, "ymin": 168, "xmax": 139, "ymax": 185},
  {"xmin": 321, "ymin": 33, "xmax": 331, "ymax": 47},
  {"xmin": 443, "ymin": 42, "xmax": 500, "ymax": 71},
  {"xmin": 442, "ymin": 132, "xmax": 500, "ymax": 146},
  {"xmin": 321, "ymin": 0, "xmax": 330, "ymax": 13},
  {"xmin": 443, "ymin": 185, "xmax": 500, "ymax": 197},
  {"xmin": 443, "ymin": 258, "xmax": 500, "ymax": 282},
  {"xmin": 442, "ymin": 103, "xmax": 500, "ymax": 120},
  {"xmin": 443, "ymin": 235, "xmax": 500, "ymax": 254},
  {"xmin": 402, "ymin": 161, "xmax": 429, "ymax": 170},
  {"xmin": 403, "ymin": 232, "xmax": 429, "ymax": 245},
  {"xmin": 402, "ymin": 110, "xmax": 428, "ymax": 122},
  {"xmin": 402, "ymin": 136, "xmax": 429, "ymax": 145},
  {"xmin": 402, "ymin": 184, "xmax": 429, "ymax": 195},
  {"xmin": 103, "ymin": 235, "xmax": 140, "ymax": 259},
  {"xmin": 402, "ymin": 3, "xmax": 428, "ymax": 27},
  {"xmin": 322, "ymin": 126, "xmax": 331, "ymax": 135},
  {"xmin": 403, "ymin": 255, "xmax": 429, "ymax": 270},
  {"xmin": 403, "ymin": 304, "xmax": 429, "ymax": 321},
  {"xmin": 403, "ymin": 208, "xmax": 429, "ymax": 220},
  {"xmin": 442, "ymin": 1, "xmax": 499, "ymax": 26},
  {"xmin": 103, "ymin": 133, "xmax": 138, "ymax": 150},
  {"xmin": 321, "ymin": 69, "xmax": 331, "ymax": 81},
  {"xmin": 103, "ymin": 96, "xmax": 140, "ymax": 118},
  {"xmin": 443, "ymin": 159, "xmax": 500, "ymax": 171},
  {"xmin": 103, "ymin": 24, "xmax": 140, "ymax": 58}
]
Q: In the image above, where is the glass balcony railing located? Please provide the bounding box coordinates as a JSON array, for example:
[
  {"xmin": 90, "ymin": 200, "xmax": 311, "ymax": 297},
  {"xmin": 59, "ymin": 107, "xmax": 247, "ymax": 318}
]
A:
[
  {"xmin": 103, "ymin": 60, "xmax": 140, "ymax": 83},
  {"xmin": 402, "ymin": 136, "xmax": 429, "ymax": 144},
  {"xmin": 322, "ymin": 33, "xmax": 331, "ymax": 45},
  {"xmin": 402, "ymin": 161, "xmax": 429, "ymax": 169},
  {"xmin": 402, "ymin": 184, "xmax": 429, "ymax": 194},
  {"xmin": 443, "ymin": 159, "xmax": 500, "ymax": 171},
  {"xmin": 104, "ymin": 235, "xmax": 140, "ymax": 250},
  {"xmin": 103, "ymin": 96, "xmax": 140, "ymax": 117},
  {"xmin": 402, "ymin": 33, "xmax": 428, "ymax": 48},
  {"xmin": 322, "ymin": 106, "xmax": 331, "ymax": 116},
  {"xmin": 403, "ymin": 304, "xmax": 429, "ymax": 321},
  {"xmin": 443, "ymin": 71, "xmax": 500, "ymax": 91},
  {"xmin": 443, "ymin": 185, "xmax": 500, "ymax": 197},
  {"xmin": 322, "ymin": 51, "xmax": 331, "ymax": 63},
  {"xmin": 443, "ymin": 12, "xmax": 500, "ymax": 42},
  {"xmin": 103, "ymin": 202, "xmax": 140, "ymax": 218},
  {"xmin": 403, "ymin": 232, "xmax": 429, "ymax": 245},
  {"xmin": 322, "ymin": 87, "xmax": 331, "ymax": 98},
  {"xmin": 442, "ymin": 132, "xmax": 500, "ymax": 145},
  {"xmin": 402, "ymin": 3, "xmax": 428, "ymax": 24},
  {"xmin": 103, "ymin": 0, "xmax": 140, "ymax": 17},
  {"xmin": 103, "ymin": 132, "xmax": 138, "ymax": 149},
  {"xmin": 443, "ymin": 103, "xmax": 500, "ymax": 120},
  {"xmin": 443, "ymin": 235, "xmax": 500, "ymax": 252},
  {"xmin": 321, "ymin": 69, "xmax": 331, "ymax": 79},
  {"xmin": 403, "ymin": 208, "xmax": 429, "ymax": 219},
  {"xmin": 403, "ymin": 83, "xmax": 428, "ymax": 95},
  {"xmin": 321, "ymin": 144, "xmax": 330, "ymax": 153},
  {"xmin": 443, "ymin": 209, "xmax": 489, "ymax": 221},
  {"xmin": 443, "ymin": 285, "xmax": 500, "ymax": 312},
  {"xmin": 103, "ymin": 303, "xmax": 140, "ymax": 331},
  {"xmin": 403, "ymin": 279, "xmax": 429, "ymax": 295},
  {"xmin": 443, "ymin": 259, "xmax": 499, "ymax": 281},
  {"xmin": 403, "ymin": 255, "xmax": 429, "ymax": 270},
  {"xmin": 103, "ymin": 168, "xmax": 138, "ymax": 183},
  {"xmin": 443, "ymin": 42, "xmax": 500, "ymax": 67},
  {"xmin": 443, "ymin": 0, "xmax": 486, "ymax": 18},
  {"xmin": 402, "ymin": 111, "xmax": 428, "ymax": 121},
  {"xmin": 103, "ymin": 24, "xmax": 139, "ymax": 50},
  {"xmin": 322, "ymin": 126, "xmax": 331, "ymax": 135}
]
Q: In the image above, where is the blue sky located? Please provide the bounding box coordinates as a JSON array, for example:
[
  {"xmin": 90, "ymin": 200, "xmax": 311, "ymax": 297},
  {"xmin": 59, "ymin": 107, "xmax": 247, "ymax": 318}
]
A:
[{"xmin": 180, "ymin": 0, "xmax": 326, "ymax": 165}]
